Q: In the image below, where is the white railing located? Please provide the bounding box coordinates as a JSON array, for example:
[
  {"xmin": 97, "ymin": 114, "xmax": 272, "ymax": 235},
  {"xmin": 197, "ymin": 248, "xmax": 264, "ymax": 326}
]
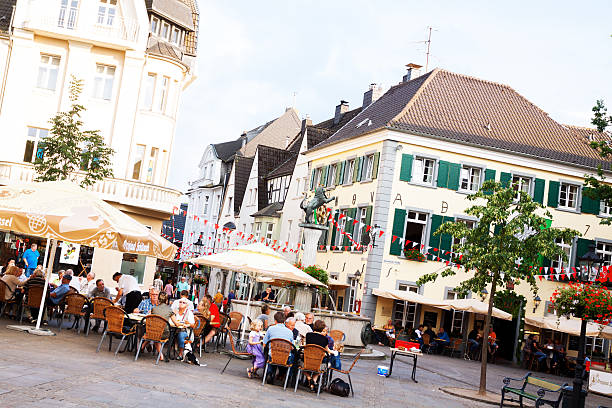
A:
[
  {"xmin": 0, "ymin": 161, "xmax": 181, "ymax": 214},
  {"xmin": 22, "ymin": 2, "xmax": 140, "ymax": 45}
]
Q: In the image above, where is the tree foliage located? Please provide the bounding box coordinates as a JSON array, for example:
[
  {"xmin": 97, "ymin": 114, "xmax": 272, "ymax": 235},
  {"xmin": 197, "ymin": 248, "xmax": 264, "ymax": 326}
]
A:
[
  {"xmin": 583, "ymin": 99, "xmax": 612, "ymax": 224},
  {"xmin": 34, "ymin": 76, "xmax": 114, "ymax": 187}
]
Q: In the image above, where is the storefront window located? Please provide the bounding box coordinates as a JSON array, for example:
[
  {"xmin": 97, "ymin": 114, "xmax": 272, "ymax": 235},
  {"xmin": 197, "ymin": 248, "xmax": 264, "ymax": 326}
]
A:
[{"xmin": 120, "ymin": 253, "xmax": 146, "ymax": 284}]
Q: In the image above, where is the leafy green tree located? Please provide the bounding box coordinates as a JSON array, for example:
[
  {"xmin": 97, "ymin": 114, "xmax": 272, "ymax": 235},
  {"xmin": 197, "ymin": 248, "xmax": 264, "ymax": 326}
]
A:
[
  {"xmin": 583, "ymin": 100, "xmax": 612, "ymax": 223},
  {"xmin": 417, "ymin": 181, "xmax": 577, "ymax": 395},
  {"xmin": 34, "ymin": 76, "xmax": 114, "ymax": 187}
]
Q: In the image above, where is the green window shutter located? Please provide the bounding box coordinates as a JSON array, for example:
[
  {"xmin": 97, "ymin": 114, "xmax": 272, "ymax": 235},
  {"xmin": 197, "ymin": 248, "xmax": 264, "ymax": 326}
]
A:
[
  {"xmin": 539, "ymin": 256, "xmax": 551, "ymax": 268},
  {"xmin": 310, "ymin": 169, "xmax": 315, "ymax": 190},
  {"xmin": 343, "ymin": 208, "xmax": 357, "ymax": 248},
  {"xmin": 339, "ymin": 161, "xmax": 346, "ymax": 185},
  {"xmin": 574, "ymin": 238, "xmax": 595, "ymax": 267},
  {"xmin": 439, "ymin": 216, "xmax": 454, "ymax": 253},
  {"xmin": 357, "ymin": 157, "xmax": 364, "ymax": 182},
  {"xmin": 330, "ymin": 212, "xmax": 339, "ymax": 249},
  {"xmin": 533, "ymin": 178, "xmax": 545, "ymax": 204},
  {"xmin": 493, "ymin": 224, "xmax": 502, "ymax": 235},
  {"xmin": 447, "ymin": 163, "xmax": 461, "ymax": 191},
  {"xmin": 437, "ymin": 161, "xmax": 449, "ymax": 188},
  {"xmin": 372, "ymin": 152, "xmax": 380, "ymax": 179},
  {"xmin": 500, "ymin": 172, "xmax": 512, "ymax": 188},
  {"xmin": 335, "ymin": 164, "xmax": 342, "ymax": 185},
  {"xmin": 483, "ymin": 169, "xmax": 496, "ymax": 195},
  {"xmin": 352, "ymin": 159, "xmax": 360, "ymax": 183},
  {"xmin": 429, "ymin": 214, "xmax": 443, "ymax": 250},
  {"xmin": 581, "ymin": 187, "xmax": 600, "ymax": 214},
  {"xmin": 547, "ymin": 181, "xmax": 560, "ymax": 208},
  {"xmin": 321, "ymin": 166, "xmax": 328, "ymax": 186},
  {"xmin": 390, "ymin": 209, "xmax": 406, "ymax": 256},
  {"xmin": 399, "ymin": 154, "xmax": 413, "ymax": 182},
  {"xmin": 362, "ymin": 206, "xmax": 373, "ymax": 246}
]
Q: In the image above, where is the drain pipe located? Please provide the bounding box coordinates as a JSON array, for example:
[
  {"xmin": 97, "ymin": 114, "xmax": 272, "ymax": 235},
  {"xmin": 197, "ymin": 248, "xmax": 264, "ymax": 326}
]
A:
[{"xmin": 0, "ymin": 5, "xmax": 16, "ymax": 115}]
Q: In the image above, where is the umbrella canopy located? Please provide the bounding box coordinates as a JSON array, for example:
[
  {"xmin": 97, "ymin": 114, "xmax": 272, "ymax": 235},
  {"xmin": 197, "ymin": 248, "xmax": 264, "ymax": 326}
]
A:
[
  {"xmin": 328, "ymin": 278, "xmax": 350, "ymax": 290},
  {"xmin": 372, "ymin": 288, "xmax": 451, "ymax": 309},
  {"xmin": 442, "ymin": 298, "xmax": 513, "ymax": 321},
  {"xmin": 185, "ymin": 243, "xmax": 326, "ymax": 287},
  {"xmin": 525, "ymin": 316, "xmax": 612, "ymax": 339},
  {"xmin": 0, "ymin": 180, "xmax": 176, "ymax": 260}
]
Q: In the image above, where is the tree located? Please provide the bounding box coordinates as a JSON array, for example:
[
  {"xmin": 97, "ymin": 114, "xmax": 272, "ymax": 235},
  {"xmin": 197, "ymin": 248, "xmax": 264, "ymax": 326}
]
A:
[
  {"xmin": 583, "ymin": 100, "xmax": 612, "ymax": 224},
  {"xmin": 34, "ymin": 76, "xmax": 114, "ymax": 187},
  {"xmin": 417, "ymin": 181, "xmax": 578, "ymax": 395}
]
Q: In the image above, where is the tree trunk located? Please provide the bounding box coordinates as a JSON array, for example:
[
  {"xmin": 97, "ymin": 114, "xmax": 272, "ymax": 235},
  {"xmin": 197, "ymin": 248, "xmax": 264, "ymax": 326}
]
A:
[{"xmin": 479, "ymin": 270, "xmax": 499, "ymax": 395}]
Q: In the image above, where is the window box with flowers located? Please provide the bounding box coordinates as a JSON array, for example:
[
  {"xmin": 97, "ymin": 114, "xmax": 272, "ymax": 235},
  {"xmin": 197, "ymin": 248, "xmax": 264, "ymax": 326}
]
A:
[
  {"xmin": 403, "ymin": 248, "xmax": 426, "ymax": 262},
  {"xmin": 551, "ymin": 282, "xmax": 612, "ymax": 325}
]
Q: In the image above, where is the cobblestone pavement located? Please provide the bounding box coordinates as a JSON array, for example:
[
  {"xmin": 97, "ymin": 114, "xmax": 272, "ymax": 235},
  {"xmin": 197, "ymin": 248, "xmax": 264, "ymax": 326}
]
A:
[{"xmin": 0, "ymin": 319, "xmax": 609, "ymax": 407}]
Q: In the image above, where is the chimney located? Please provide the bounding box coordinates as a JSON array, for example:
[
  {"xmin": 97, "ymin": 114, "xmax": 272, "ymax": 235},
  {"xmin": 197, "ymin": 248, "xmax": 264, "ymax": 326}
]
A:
[
  {"xmin": 402, "ymin": 63, "xmax": 423, "ymax": 83},
  {"xmin": 300, "ymin": 115, "xmax": 312, "ymax": 134},
  {"xmin": 334, "ymin": 100, "xmax": 349, "ymax": 125},
  {"xmin": 240, "ymin": 132, "xmax": 247, "ymax": 147},
  {"xmin": 362, "ymin": 83, "xmax": 383, "ymax": 108}
]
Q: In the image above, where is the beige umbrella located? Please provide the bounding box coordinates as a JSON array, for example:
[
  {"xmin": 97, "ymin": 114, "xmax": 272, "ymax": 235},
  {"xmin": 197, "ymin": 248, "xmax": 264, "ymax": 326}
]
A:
[
  {"xmin": 328, "ymin": 278, "xmax": 350, "ymax": 290},
  {"xmin": 185, "ymin": 243, "xmax": 326, "ymax": 340},
  {"xmin": 0, "ymin": 180, "xmax": 176, "ymax": 260},
  {"xmin": 525, "ymin": 316, "xmax": 612, "ymax": 339},
  {"xmin": 442, "ymin": 298, "xmax": 513, "ymax": 321},
  {"xmin": 372, "ymin": 288, "xmax": 452, "ymax": 309},
  {"xmin": 0, "ymin": 180, "xmax": 177, "ymax": 332}
]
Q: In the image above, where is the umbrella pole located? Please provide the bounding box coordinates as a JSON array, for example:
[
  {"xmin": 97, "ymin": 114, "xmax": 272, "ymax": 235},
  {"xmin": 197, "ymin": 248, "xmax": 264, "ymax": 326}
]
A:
[
  {"xmin": 35, "ymin": 238, "xmax": 53, "ymax": 330},
  {"xmin": 241, "ymin": 276, "xmax": 255, "ymax": 342}
]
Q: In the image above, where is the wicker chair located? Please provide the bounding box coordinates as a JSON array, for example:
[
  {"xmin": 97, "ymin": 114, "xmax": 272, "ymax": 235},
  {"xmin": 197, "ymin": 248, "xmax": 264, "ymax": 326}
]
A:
[
  {"xmin": 0, "ymin": 280, "xmax": 17, "ymax": 317},
  {"xmin": 134, "ymin": 315, "xmax": 170, "ymax": 365},
  {"xmin": 328, "ymin": 350, "xmax": 362, "ymax": 397},
  {"xmin": 59, "ymin": 293, "xmax": 88, "ymax": 333},
  {"xmin": 294, "ymin": 344, "xmax": 328, "ymax": 396},
  {"xmin": 220, "ymin": 330, "xmax": 253, "ymax": 374},
  {"xmin": 86, "ymin": 297, "xmax": 113, "ymax": 336},
  {"xmin": 329, "ymin": 329, "xmax": 345, "ymax": 343},
  {"xmin": 422, "ymin": 334, "xmax": 432, "ymax": 354},
  {"xmin": 96, "ymin": 306, "xmax": 136, "ymax": 356},
  {"xmin": 228, "ymin": 311, "xmax": 243, "ymax": 333},
  {"xmin": 444, "ymin": 338, "xmax": 463, "ymax": 358},
  {"xmin": 262, "ymin": 338, "xmax": 294, "ymax": 390},
  {"xmin": 20, "ymin": 284, "xmax": 44, "ymax": 323},
  {"xmin": 213, "ymin": 312, "xmax": 231, "ymax": 351}
]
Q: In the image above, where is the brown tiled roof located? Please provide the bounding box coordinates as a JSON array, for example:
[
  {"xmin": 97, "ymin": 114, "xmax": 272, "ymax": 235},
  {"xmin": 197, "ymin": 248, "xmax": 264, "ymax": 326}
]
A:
[
  {"xmin": 233, "ymin": 156, "xmax": 254, "ymax": 215},
  {"xmin": 239, "ymin": 108, "xmax": 301, "ymax": 157},
  {"xmin": 267, "ymin": 155, "xmax": 297, "ymax": 179},
  {"xmin": 0, "ymin": 0, "xmax": 15, "ymax": 35},
  {"xmin": 251, "ymin": 202, "xmax": 283, "ymax": 218},
  {"xmin": 257, "ymin": 145, "xmax": 295, "ymax": 210},
  {"xmin": 309, "ymin": 69, "xmax": 612, "ymax": 170},
  {"xmin": 146, "ymin": 37, "xmax": 183, "ymax": 60}
]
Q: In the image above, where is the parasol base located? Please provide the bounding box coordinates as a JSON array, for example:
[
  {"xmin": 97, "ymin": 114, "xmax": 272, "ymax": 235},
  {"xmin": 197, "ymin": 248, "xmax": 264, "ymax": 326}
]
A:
[{"xmin": 6, "ymin": 325, "xmax": 55, "ymax": 336}]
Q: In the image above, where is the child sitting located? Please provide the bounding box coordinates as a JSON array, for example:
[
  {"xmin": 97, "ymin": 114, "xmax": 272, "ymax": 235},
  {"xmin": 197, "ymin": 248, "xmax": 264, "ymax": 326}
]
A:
[{"xmin": 246, "ymin": 319, "xmax": 265, "ymax": 378}]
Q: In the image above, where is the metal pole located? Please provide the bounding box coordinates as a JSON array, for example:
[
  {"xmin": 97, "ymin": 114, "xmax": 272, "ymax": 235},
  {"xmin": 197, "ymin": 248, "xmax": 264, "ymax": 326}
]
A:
[
  {"xmin": 573, "ymin": 318, "xmax": 587, "ymax": 408},
  {"xmin": 512, "ymin": 300, "xmax": 524, "ymax": 365},
  {"xmin": 35, "ymin": 238, "xmax": 53, "ymax": 330},
  {"xmin": 241, "ymin": 275, "xmax": 255, "ymax": 342}
]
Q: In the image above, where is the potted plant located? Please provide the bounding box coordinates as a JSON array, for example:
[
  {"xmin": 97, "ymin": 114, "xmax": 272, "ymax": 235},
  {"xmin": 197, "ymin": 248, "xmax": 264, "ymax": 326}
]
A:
[{"xmin": 403, "ymin": 248, "xmax": 426, "ymax": 262}]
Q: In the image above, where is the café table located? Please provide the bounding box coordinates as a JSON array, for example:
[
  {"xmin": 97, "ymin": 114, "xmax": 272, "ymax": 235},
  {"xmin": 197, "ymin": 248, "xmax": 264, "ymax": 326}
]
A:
[{"xmin": 385, "ymin": 348, "xmax": 421, "ymax": 382}]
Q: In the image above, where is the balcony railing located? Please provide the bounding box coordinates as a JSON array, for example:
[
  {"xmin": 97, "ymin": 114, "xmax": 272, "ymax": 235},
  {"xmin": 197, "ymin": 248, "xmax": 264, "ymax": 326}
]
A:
[
  {"xmin": 21, "ymin": 1, "xmax": 140, "ymax": 46},
  {"xmin": 0, "ymin": 161, "xmax": 181, "ymax": 215}
]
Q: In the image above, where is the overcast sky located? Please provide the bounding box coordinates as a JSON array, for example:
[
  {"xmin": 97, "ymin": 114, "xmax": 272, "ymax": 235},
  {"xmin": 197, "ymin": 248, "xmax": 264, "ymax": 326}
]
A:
[{"xmin": 168, "ymin": 0, "xmax": 612, "ymax": 192}]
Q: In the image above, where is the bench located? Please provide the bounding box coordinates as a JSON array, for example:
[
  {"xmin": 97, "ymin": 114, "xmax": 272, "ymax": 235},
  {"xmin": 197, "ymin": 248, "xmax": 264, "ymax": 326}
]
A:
[{"xmin": 500, "ymin": 372, "xmax": 567, "ymax": 407}]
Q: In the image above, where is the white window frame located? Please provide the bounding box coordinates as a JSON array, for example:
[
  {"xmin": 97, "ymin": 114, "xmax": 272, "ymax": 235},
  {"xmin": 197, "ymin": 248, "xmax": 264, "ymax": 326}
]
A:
[
  {"xmin": 412, "ymin": 156, "xmax": 437, "ymax": 186},
  {"xmin": 452, "ymin": 218, "xmax": 476, "ymax": 250},
  {"xmin": 58, "ymin": 0, "xmax": 79, "ymax": 29},
  {"xmin": 558, "ymin": 182, "xmax": 580, "ymax": 211},
  {"xmin": 203, "ymin": 196, "xmax": 209, "ymax": 215},
  {"xmin": 459, "ymin": 165, "xmax": 482, "ymax": 193},
  {"xmin": 551, "ymin": 238, "xmax": 572, "ymax": 270},
  {"xmin": 157, "ymin": 76, "xmax": 169, "ymax": 112},
  {"xmin": 363, "ymin": 154, "xmax": 375, "ymax": 181},
  {"xmin": 93, "ymin": 64, "xmax": 115, "ymax": 101},
  {"xmin": 348, "ymin": 277, "xmax": 359, "ymax": 313},
  {"xmin": 265, "ymin": 223, "xmax": 274, "ymax": 241},
  {"xmin": 343, "ymin": 159, "xmax": 355, "ymax": 185},
  {"xmin": 37, "ymin": 54, "xmax": 60, "ymax": 91},
  {"xmin": 97, "ymin": 0, "xmax": 117, "ymax": 26},
  {"xmin": 24, "ymin": 127, "xmax": 49, "ymax": 163},
  {"xmin": 171, "ymin": 27, "xmax": 181, "ymax": 44},
  {"xmin": 327, "ymin": 164, "xmax": 337, "ymax": 187},
  {"xmin": 150, "ymin": 16, "xmax": 159, "ymax": 35},
  {"xmin": 142, "ymin": 73, "xmax": 156, "ymax": 110},
  {"xmin": 402, "ymin": 210, "xmax": 429, "ymax": 254},
  {"xmin": 353, "ymin": 207, "xmax": 368, "ymax": 246},
  {"xmin": 596, "ymin": 241, "xmax": 612, "ymax": 267},
  {"xmin": 512, "ymin": 174, "xmax": 533, "ymax": 200},
  {"xmin": 394, "ymin": 283, "xmax": 418, "ymax": 329},
  {"xmin": 145, "ymin": 147, "xmax": 159, "ymax": 183},
  {"xmin": 335, "ymin": 209, "xmax": 348, "ymax": 247},
  {"xmin": 600, "ymin": 200, "xmax": 612, "ymax": 217},
  {"xmin": 161, "ymin": 22, "xmax": 171, "ymax": 40},
  {"xmin": 131, "ymin": 144, "xmax": 145, "ymax": 180},
  {"xmin": 313, "ymin": 167, "xmax": 322, "ymax": 189}
]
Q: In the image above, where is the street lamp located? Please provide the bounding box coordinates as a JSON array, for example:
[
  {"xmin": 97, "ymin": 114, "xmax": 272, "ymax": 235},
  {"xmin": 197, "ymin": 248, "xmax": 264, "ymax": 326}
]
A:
[
  {"xmin": 532, "ymin": 295, "xmax": 541, "ymax": 313},
  {"xmin": 193, "ymin": 233, "xmax": 204, "ymax": 256},
  {"xmin": 573, "ymin": 244, "xmax": 604, "ymax": 407}
]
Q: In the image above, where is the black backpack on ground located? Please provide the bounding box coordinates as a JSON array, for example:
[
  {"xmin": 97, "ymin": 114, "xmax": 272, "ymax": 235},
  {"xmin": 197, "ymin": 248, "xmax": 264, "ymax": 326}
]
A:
[{"xmin": 329, "ymin": 378, "xmax": 350, "ymax": 397}]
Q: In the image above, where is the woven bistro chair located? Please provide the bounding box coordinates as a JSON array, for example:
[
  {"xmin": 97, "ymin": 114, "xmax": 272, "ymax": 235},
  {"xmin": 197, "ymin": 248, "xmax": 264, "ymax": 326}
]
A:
[
  {"xmin": 444, "ymin": 338, "xmax": 463, "ymax": 358},
  {"xmin": 328, "ymin": 350, "xmax": 362, "ymax": 397},
  {"xmin": 96, "ymin": 306, "xmax": 136, "ymax": 356},
  {"xmin": 0, "ymin": 280, "xmax": 17, "ymax": 318},
  {"xmin": 422, "ymin": 334, "xmax": 432, "ymax": 354},
  {"xmin": 19, "ymin": 284, "xmax": 44, "ymax": 323},
  {"xmin": 86, "ymin": 297, "xmax": 113, "ymax": 336},
  {"xmin": 220, "ymin": 329, "xmax": 253, "ymax": 374},
  {"xmin": 262, "ymin": 338, "xmax": 294, "ymax": 390},
  {"xmin": 228, "ymin": 311, "xmax": 243, "ymax": 334},
  {"xmin": 134, "ymin": 315, "xmax": 171, "ymax": 365},
  {"xmin": 192, "ymin": 313, "xmax": 209, "ymax": 357},
  {"xmin": 213, "ymin": 312, "xmax": 231, "ymax": 351},
  {"xmin": 294, "ymin": 344, "xmax": 328, "ymax": 396},
  {"xmin": 329, "ymin": 329, "xmax": 345, "ymax": 343},
  {"xmin": 59, "ymin": 293, "xmax": 87, "ymax": 333}
]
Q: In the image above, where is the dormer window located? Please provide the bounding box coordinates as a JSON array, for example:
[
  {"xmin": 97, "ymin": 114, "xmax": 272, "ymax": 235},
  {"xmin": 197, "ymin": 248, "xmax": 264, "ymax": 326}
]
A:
[
  {"xmin": 161, "ymin": 22, "xmax": 170, "ymax": 40},
  {"xmin": 97, "ymin": 0, "xmax": 117, "ymax": 26},
  {"xmin": 172, "ymin": 27, "xmax": 181, "ymax": 44},
  {"xmin": 151, "ymin": 16, "xmax": 159, "ymax": 35}
]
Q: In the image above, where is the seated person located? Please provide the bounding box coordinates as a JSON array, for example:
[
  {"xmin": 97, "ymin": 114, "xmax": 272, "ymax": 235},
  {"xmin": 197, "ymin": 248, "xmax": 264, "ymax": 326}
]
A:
[
  {"xmin": 256, "ymin": 304, "xmax": 272, "ymax": 330},
  {"xmin": 528, "ymin": 334, "xmax": 547, "ymax": 364},
  {"xmin": 171, "ymin": 290, "xmax": 194, "ymax": 312},
  {"xmin": 431, "ymin": 328, "xmax": 450, "ymax": 353},
  {"xmin": 135, "ymin": 287, "xmax": 160, "ymax": 314},
  {"xmin": 141, "ymin": 292, "xmax": 173, "ymax": 361},
  {"xmin": 171, "ymin": 298, "xmax": 197, "ymax": 361},
  {"xmin": 552, "ymin": 339, "xmax": 566, "ymax": 369},
  {"xmin": 468, "ymin": 327, "xmax": 481, "ymax": 355},
  {"xmin": 262, "ymin": 312, "xmax": 296, "ymax": 385},
  {"xmin": 305, "ymin": 320, "xmax": 334, "ymax": 390},
  {"xmin": 202, "ymin": 294, "xmax": 220, "ymax": 346},
  {"xmin": 1, "ymin": 265, "xmax": 25, "ymax": 316},
  {"xmin": 487, "ymin": 327, "xmax": 499, "ymax": 355},
  {"xmin": 89, "ymin": 279, "xmax": 112, "ymax": 299},
  {"xmin": 322, "ymin": 326, "xmax": 341, "ymax": 370},
  {"xmin": 47, "ymin": 274, "xmax": 72, "ymax": 314},
  {"xmin": 22, "ymin": 268, "xmax": 46, "ymax": 322},
  {"xmin": 411, "ymin": 324, "xmax": 424, "ymax": 347},
  {"xmin": 294, "ymin": 312, "xmax": 312, "ymax": 345}
]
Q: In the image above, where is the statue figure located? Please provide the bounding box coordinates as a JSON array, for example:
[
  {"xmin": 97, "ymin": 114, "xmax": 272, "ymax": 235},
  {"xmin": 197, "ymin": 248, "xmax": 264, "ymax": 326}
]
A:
[{"xmin": 300, "ymin": 187, "xmax": 334, "ymax": 224}]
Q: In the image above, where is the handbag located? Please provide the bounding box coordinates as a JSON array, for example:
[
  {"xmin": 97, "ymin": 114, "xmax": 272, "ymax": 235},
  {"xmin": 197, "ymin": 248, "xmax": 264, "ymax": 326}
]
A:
[{"xmin": 329, "ymin": 378, "xmax": 350, "ymax": 397}]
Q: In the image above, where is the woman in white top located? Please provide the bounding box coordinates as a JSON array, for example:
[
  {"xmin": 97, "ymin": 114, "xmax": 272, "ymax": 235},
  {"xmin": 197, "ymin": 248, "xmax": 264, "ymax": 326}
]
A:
[{"xmin": 171, "ymin": 298, "xmax": 196, "ymax": 360}]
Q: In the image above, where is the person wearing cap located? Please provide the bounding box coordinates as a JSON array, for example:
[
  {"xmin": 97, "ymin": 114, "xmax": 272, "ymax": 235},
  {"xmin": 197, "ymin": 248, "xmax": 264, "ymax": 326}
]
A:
[{"xmin": 113, "ymin": 272, "xmax": 142, "ymax": 313}]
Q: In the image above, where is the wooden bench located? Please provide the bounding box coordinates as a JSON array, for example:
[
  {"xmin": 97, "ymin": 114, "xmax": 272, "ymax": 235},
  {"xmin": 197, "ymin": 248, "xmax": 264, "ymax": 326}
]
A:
[{"xmin": 500, "ymin": 372, "xmax": 567, "ymax": 407}]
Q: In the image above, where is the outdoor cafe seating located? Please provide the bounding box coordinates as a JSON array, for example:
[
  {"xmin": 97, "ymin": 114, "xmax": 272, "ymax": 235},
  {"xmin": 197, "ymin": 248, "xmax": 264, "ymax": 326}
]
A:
[
  {"xmin": 134, "ymin": 314, "xmax": 171, "ymax": 365},
  {"xmin": 96, "ymin": 305, "xmax": 136, "ymax": 356}
]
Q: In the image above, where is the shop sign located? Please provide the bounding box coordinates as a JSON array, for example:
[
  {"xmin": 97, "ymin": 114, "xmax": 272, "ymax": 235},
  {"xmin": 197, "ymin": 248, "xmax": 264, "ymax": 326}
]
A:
[{"xmin": 589, "ymin": 368, "xmax": 612, "ymax": 396}]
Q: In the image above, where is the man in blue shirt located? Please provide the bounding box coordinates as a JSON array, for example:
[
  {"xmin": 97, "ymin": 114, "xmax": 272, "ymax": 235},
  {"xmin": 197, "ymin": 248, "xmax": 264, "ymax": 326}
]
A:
[
  {"xmin": 135, "ymin": 288, "xmax": 160, "ymax": 314},
  {"xmin": 262, "ymin": 312, "xmax": 297, "ymax": 385},
  {"xmin": 176, "ymin": 276, "xmax": 190, "ymax": 293},
  {"xmin": 432, "ymin": 327, "xmax": 450, "ymax": 354},
  {"xmin": 23, "ymin": 243, "xmax": 40, "ymax": 278},
  {"xmin": 48, "ymin": 274, "xmax": 72, "ymax": 305}
]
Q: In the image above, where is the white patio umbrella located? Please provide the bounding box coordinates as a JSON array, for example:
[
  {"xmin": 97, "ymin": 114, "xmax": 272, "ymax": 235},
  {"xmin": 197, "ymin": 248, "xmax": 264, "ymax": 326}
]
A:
[
  {"xmin": 185, "ymin": 242, "xmax": 326, "ymax": 340},
  {"xmin": 442, "ymin": 298, "xmax": 513, "ymax": 321},
  {"xmin": 525, "ymin": 316, "xmax": 612, "ymax": 339}
]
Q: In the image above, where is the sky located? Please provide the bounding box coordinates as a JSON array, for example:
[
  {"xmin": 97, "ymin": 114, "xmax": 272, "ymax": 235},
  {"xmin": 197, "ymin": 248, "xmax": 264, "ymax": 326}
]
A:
[{"xmin": 168, "ymin": 0, "xmax": 612, "ymax": 192}]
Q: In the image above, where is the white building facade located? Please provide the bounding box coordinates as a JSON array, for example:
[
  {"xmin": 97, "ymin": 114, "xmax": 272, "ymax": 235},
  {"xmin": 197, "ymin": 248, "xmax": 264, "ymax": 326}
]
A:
[{"xmin": 0, "ymin": 0, "xmax": 198, "ymax": 287}]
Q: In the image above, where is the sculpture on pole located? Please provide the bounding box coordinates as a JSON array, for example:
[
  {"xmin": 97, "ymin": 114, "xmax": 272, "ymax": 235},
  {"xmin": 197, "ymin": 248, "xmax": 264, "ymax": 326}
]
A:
[{"xmin": 300, "ymin": 187, "xmax": 334, "ymax": 224}]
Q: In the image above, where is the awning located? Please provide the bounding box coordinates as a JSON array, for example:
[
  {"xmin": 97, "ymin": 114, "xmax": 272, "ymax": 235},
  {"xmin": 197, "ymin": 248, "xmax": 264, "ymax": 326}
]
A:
[
  {"xmin": 442, "ymin": 298, "xmax": 513, "ymax": 321},
  {"xmin": 372, "ymin": 288, "xmax": 451, "ymax": 309},
  {"xmin": 525, "ymin": 316, "xmax": 612, "ymax": 339},
  {"xmin": 328, "ymin": 278, "xmax": 350, "ymax": 290}
]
